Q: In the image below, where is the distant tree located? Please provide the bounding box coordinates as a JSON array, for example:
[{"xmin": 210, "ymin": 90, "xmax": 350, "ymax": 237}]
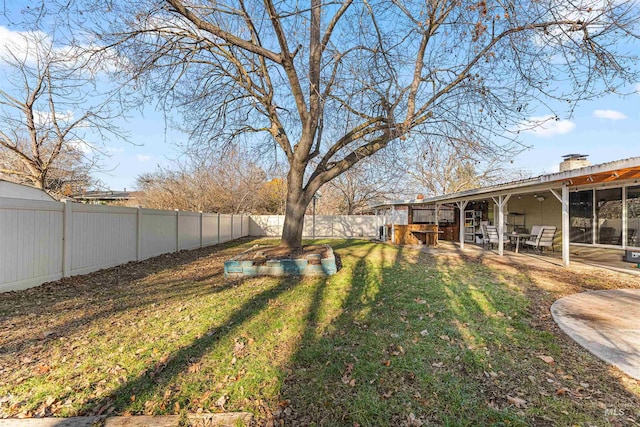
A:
[
  {"xmin": 403, "ymin": 140, "xmax": 526, "ymax": 197},
  {"xmin": 0, "ymin": 143, "xmax": 97, "ymax": 196},
  {"xmin": 0, "ymin": 31, "xmax": 122, "ymax": 198},
  {"xmin": 318, "ymin": 158, "xmax": 402, "ymax": 214},
  {"xmin": 136, "ymin": 149, "xmax": 270, "ymax": 213},
  {"xmin": 256, "ymin": 177, "xmax": 287, "ymax": 215}
]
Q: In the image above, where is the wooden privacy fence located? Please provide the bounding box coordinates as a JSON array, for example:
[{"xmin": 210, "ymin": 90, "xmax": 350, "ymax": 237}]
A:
[{"xmin": 0, "ymin": 198, "xmax": 249, "ymax": 292}]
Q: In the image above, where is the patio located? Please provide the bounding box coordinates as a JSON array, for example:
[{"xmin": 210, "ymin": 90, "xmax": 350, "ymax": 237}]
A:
[
  {"xmin": 376, "ymin": 156, "xmax": 640, "ymax": 269},
  {"xmin": 423, "ymin": 240, "xmax": 640, "ymax": 277}
]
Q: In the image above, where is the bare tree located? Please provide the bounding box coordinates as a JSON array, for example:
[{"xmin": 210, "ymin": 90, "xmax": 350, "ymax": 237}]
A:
[
  {"xmin": 401, "ymin": 139, "xmax": 527, "ymax": 197},
  {"xmin": 0, "ymin": 31, "xmax": 122, "ymax": 198},
  {"xmin": 319, "ymin": 158, "xmax": 402, "ymax": 214},
  {"xmin": 0, "ymin": 142, "xmax": 98, "ymax": 196},
  {"xmin": 35, "ymin": 0, "xmax": 639, "ymax": 246},
  {"xmin": 136, "ymin": 149, "xmax": 270, "ymax": 213}
]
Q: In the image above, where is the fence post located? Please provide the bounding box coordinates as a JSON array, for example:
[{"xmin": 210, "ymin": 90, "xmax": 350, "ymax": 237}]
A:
[
  {"xmin": 332, "ymin": 215, "xmax": 335, "ymax": 238},
  {"xmin": 230, "ymin": 214, "xmax": 234, "ymax": 240},
  {"xmin": 200, "ymin": 212, "xmax": 204, "ymax": 248},
  {"xmin": 62, "ymin": 200, "xmax": 72, "ymax": 277},
  {"xmin": 136, "ymin": 207, "xmax": 142, "ymax": 261},
  {"xmin": 176, "ymin": 209, "xmax": 180, "ymax": 252},
  {"xmin": 240, "ymin": 214, "xmax": 243, "ymax": 237},
  {"xmin": 217, "ymin": 213, "xmax": 221, "ymax": 244}
]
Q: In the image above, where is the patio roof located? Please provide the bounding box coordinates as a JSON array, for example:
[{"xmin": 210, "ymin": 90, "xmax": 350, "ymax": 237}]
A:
[{"xmin": 374, "ymin": 156, "xmax": 640, "ymax": 209}]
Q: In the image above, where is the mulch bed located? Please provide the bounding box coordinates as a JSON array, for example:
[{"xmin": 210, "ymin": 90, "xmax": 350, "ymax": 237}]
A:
[{"xmin": 233, "ymin": 245, "xmax": 330, "ymax": 266}]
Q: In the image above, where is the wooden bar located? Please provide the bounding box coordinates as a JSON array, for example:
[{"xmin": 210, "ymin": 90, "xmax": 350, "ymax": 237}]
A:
[{"xmin": 386, "ymin": 224, "xmax": 440, "ymax": 245}]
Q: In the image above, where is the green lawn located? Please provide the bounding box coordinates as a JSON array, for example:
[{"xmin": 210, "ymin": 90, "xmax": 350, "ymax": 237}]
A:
[{"xmin": 0, "ymin": 239, "xmax": 638, "ymax": 425}]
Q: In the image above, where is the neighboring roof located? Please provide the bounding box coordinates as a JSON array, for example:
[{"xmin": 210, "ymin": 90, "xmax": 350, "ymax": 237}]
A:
[
  {"xmin": 0, "ymin": 180, "xmax": 56, "ymax": 201},
  {"xmin": 71, "ymin": 190, "xmax": 136, "ymax": 201},
  {"xmin": 373, "ymin": 156, "xmax": 640, "ymax": 209}
]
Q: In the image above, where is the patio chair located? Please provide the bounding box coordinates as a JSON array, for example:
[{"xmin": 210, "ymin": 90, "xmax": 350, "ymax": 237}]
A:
[
  {"xmin": 525, "ymin": 226, "xmax": 557, "ymax": 252},
  {"xmin": 523, "ymin": 225, "xmax": 543, "ymax": 252},
  {"xmin": 485, "ymin": 225, "xmax": 500, "ymax": 249},
  {"xmin": 480, "ymin": 224, "xmax": 490, "ymax": 248}
]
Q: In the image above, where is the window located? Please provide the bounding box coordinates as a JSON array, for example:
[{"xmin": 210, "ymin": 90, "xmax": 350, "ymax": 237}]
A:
[
  {"xmin": 595, "ymin": 188, "xmax": 622, "ymax": 246},
  {"xmin": 569, "ymin": 190, "xmax": 593, "ymax": 243},
  {"xmin": 627, "ymin": 185, "xmax": 640, "ymax": 247}
]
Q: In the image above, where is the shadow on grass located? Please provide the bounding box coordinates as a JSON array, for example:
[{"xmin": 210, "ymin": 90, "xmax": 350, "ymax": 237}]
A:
[
  {"xmin": 0, "ymin": 238, "xmax": 258, "ymax": 357},
  {"xmin": 277, "ymin": 241, "xmax": 639, "ymax": 426},
  {"xmin": 77, "ymin": 273, "xmax": 304, "ymax": 415},
  {"xmin": 3, "ymin": 239, "xmax": 637, "ymax": 424}
]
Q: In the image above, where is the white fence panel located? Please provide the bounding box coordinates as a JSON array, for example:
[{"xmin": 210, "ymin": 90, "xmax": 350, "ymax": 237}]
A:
[
  {"xmin": 242, "ymin": 215, "xmax": 250, "ymax": 237},
  {"xmin": 0, "ymin": 198, "xmax": 64, "ymax": 291},
  {"xmin": 219, "ymin": 214, "xmax": 233, "ymax": 243},
  {"xmin": 202, "ymin": 213, "xmax": 220, "ymax": 246},
  {"xmin": 332, "ymin": 215, "xmax": 378, "ymax": 238},
  {"xmin": 250, "ymin": 214, "xmax": 378, "ymax": 238},
  {"xmin": 302, "ymin": 215, "xmax": 335, "ymax": 237},
  {"xmin": 2, "ymin": 197, "xmax": 380, "ymax": 293},
  {"xmin": 70, "ymin": 204, "xmax": 138, "ymax": 275},
  {"xmin": 141, "ymin": 209, "xmax": 177, "ymax": 259},
  {"xmin": 232, "ymin": 215, "xmax": 243, "ymax": 239},
  {"xmin": 179, "ymin": 212, "xmax": 201, "ymax": 250},
  {"xmin": 249, "ymin": 215, "xmax": 284, "ymax": 237}
]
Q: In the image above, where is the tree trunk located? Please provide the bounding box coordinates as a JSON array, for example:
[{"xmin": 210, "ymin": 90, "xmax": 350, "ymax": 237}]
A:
[
  {"xmin": 280, "ymin": 163, "xmax": 312, "ymax": 249},
  {"xmin": 280, "ymin": 196, "xmax": 307, "ymax": 249}
]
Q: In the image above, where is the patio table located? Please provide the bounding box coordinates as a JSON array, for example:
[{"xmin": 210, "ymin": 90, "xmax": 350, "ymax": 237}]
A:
[{"xmin": 509, "ymin": 233, "xmax": 532, "ymax": 254}]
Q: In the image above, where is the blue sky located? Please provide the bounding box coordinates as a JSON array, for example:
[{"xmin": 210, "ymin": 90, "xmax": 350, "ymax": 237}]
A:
[
  {"xmin": 86, "ymin": 76, "xmax": 640, "ymax": 190},
  {"xmin": 510, "ymin": 90, "xmax": 640, "ymax": 177},
  {"xmin": 0, "ymin": 7, "xmax": 638, "ymax": 191}
]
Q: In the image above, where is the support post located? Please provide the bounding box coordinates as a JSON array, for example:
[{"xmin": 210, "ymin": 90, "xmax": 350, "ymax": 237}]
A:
[
  {"xmin": 313, "ymin": 197, "xmax": 317, "ymax": 240},
  {"xmin": 551, "ymin": 187, "xmax": 570, "ymax": 267},
  {"xmin": 456, "ymin": 201, "xmax": 469, "ymax": 249},
  {"xmin": 391, "ymin": 205, "xmax": 396, "ymax": 244},
  {"xmin": 562, "ymin": 185, "xmax": 570, "ymax": 266},
  {"xmin": 491, "ymin": 194, "xmax": 511, "ymax": 256},
  {"xmin": 497, "ymin": 196, "xmax": 504, "ymax": 256},
  {"xmin": 175, "ymin": 209, "xmax": 180, "ymax": 252},
  {"xmin": 136, "ymin": 207, "xmax": 142, "ymax": 260},
  {"xmin": 62, "ymin": 200, "xmax": 72, "ymax": 277},
  {"xmin": 217, "ymin": 213, "xmax": 221, "ymax": 244},
  {"xmin": 200, "ymin": 212, "xmax": 204, "ymax": 248}
]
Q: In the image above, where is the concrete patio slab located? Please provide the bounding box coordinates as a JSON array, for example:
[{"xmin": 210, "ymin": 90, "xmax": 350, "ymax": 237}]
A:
[{"xmin": 551, "ymin": 289, "xmax": 640, "ymax": 380}]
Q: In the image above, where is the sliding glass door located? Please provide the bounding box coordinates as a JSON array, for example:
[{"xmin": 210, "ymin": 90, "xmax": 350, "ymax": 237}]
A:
[
  {"xmin": 595, "ymin": 188, "xmax": 622, "ymax": 246},
  {"xmin": 627, "ymin": 185, "xmax": 640, "ymax": 247},
  {"xmin": 569, "ymin": 190, "xmax": 593, "ymax": 244}
]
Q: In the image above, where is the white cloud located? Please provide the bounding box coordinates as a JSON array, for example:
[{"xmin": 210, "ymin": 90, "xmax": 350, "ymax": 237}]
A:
[
  {"xmin": 136, "ymin": 155, "xmax": 151, "ymax": 162},
  {"xmin": 33, "ymin": 110, "xmax": 75, "ymax": 126},
  {"xmin": 106, "ymin": 146, "xmax": 125, "ymax": 153},
  {"xmin": 593, "ymin": 109, "xmax": 627, "ymax": 120},
  {"xmin": 67, "ymin": 140, "xmax": 94, "ymax": 154},
  {"xmin": 0, "ymin": 26, "xmax": 119, "ymax": 74},
  {"xmin": 516, "ymin": 115, "xmax": 576, "ymax": 137},
  {"xmin": 635, "ymin": 83, "xmax": 640, "ymax": 94},
  {"xmin": 0, "ymin": 26, "xmax": 49, "ymax": 63}
]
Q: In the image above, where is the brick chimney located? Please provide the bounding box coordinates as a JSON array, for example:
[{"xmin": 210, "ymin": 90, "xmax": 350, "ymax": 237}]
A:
[{"xmin": 560, "ymin": 154, "xmax": 590, "ymax": 172}]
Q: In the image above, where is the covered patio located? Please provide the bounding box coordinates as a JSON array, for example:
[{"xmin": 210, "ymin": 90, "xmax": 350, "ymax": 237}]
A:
[{"xmin": 375, "ymin": 156, "xmax": 640, "ymax": 268}]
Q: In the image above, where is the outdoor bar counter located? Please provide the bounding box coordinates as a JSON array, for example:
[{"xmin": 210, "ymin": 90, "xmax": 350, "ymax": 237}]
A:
[{"xmin": 387, "ymin": 224, "xmax": 440, "ymax": 246}]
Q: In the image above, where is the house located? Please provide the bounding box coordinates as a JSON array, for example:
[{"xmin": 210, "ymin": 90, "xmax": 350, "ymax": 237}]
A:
[
  {"xmin": 375, "ymin": 155, "xmax": 640, "ymax": 266},
  {"xmin": 70, "ymin": 190, "xmax": 143, "ymax": 206},
  {"xmin": 0, "ymin": 180, "xmax": 56, "ymax": 201}
]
